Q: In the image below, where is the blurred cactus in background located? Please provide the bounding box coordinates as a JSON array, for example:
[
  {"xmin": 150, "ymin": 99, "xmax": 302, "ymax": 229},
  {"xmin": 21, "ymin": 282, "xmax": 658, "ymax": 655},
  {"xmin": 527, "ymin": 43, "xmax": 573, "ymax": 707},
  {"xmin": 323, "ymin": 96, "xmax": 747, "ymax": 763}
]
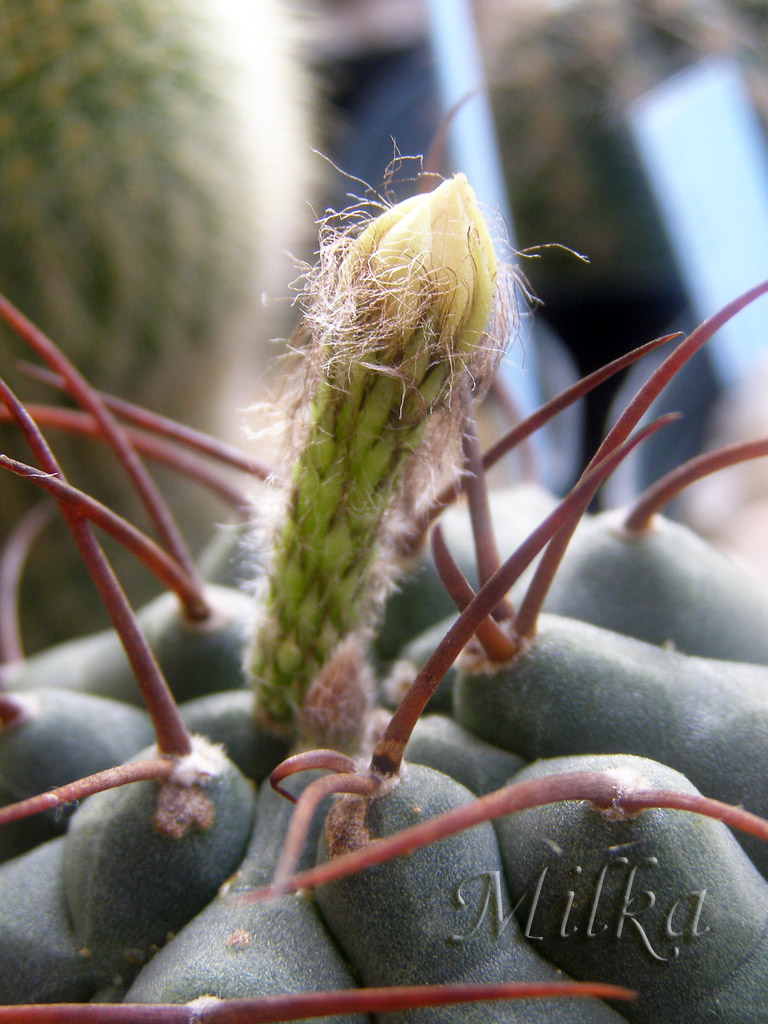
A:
[
  {"xmin": 4, "ymin": 6, "xmax": 768, "ymax": 1019},
  {"xmin": 0, "ymin": 0, "xmax": 316, "ymax": 649},
  {"xmin": 0, "ymin": 0, "xmax": 315, "ymax": 425}
]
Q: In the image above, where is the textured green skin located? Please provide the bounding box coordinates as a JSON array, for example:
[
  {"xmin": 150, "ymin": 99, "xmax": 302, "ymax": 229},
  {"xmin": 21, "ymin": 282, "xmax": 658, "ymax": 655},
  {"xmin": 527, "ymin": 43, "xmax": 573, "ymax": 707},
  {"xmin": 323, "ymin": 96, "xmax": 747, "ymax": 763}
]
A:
[
  {"xmin": 0, "ymin": 837, "xmax": 95, "ymax": 1003},
  {"xmin": 454, "ymin": 612, "xmax": 768, "ymax": 876},
  {"xmin": 0, "ymin": 0, "xmax": 250, "ymax": 392},
  {"xmin": 62, "ymin": 748, "xmax": 256, "ymax": 991},
  {"xmin": 543, "ymin": 512, "xmax": 768, "ymax": 664},
  {"xmin": 0, "ymin": 688, "xmax": 153, "ymax": 861},
  {"xmin": 252, "ymin": 327, "xmax": 456, "ymax": 727},
  {"xmin": 316, "ymin": 763, "xmax": 628, "ymax": 1022},
  {"xmin": 496, "ymin": 754, "xmax": 768, "ymax": 1023},
  {"xmin": 126, "ymin": 774, "xmax": 366, "ymax": 1022},
  {"xmin": 5, "ymin": 584, "xmax": 252, "ymax": 704}
]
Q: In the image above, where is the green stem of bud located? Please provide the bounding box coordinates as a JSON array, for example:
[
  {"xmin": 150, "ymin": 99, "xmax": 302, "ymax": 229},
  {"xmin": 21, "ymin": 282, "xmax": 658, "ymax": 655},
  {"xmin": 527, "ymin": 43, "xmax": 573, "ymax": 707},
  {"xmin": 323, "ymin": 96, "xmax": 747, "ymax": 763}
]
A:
[{"xmin": 249, "ymin": 174, "xmax": 501, "ymax": 744}]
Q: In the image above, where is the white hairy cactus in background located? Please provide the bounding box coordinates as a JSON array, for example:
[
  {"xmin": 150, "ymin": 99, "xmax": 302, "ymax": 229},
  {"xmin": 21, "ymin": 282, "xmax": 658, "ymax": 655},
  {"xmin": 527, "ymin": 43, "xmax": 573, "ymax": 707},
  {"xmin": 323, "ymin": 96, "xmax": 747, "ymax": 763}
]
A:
[
  {"xmin": 0, "ymin": 0, "xmax": 315, "ymax": 430},
  {"xmin": 0, "ymin": 0, "xmax": 317, "ymax": 648}
]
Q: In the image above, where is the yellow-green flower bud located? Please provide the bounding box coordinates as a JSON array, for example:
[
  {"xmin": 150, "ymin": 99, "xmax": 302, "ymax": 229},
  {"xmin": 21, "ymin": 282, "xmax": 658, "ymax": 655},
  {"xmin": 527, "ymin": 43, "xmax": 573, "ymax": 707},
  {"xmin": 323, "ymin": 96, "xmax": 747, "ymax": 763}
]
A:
[
  {"xmin": 323, "ymin": 173, "xmax": 498, "ymax": 390},
  {"xmin": 249, "ymin": 174, "xmax": 503, "ymax": 746}
]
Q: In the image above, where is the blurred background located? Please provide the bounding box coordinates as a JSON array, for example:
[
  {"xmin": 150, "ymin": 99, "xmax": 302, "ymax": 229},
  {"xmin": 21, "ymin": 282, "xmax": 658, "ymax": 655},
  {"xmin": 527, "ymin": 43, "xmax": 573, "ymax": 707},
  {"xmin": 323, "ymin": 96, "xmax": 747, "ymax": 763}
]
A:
[{"xmin": 2, "ymin": 0, "xmax": 768, "ymax": 652}]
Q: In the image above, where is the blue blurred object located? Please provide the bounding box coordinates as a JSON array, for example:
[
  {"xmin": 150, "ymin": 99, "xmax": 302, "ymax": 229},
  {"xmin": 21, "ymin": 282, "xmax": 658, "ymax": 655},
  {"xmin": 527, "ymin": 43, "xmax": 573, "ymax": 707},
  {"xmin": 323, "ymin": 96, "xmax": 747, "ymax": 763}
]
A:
[
  {"xmin": 317, "ymin": 0, "xmax": 581, "ymax": 489},
  {"xmin": 426, "ymin": 0, "xmax": 586, "ymax": 488},
  {"xmin": 604, "ymin": 57, "xmax": 768, "ymax": 509},
  {"xmin": 332, "ymin": 44, "xmax": 439, "ymax": 200},
  {"xmin": 425, "ymin": 0, "xmax": 542, "ymax": 417},
  {"xmin": 630, "ymin": 57, "xmax": 768, "ymax": 389}
]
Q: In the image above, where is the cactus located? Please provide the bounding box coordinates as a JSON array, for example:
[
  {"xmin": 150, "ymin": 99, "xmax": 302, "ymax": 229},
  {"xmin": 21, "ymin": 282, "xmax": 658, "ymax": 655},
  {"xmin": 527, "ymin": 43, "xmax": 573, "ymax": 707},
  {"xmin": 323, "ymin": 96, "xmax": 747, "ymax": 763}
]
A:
[
  {"xmin": 248, "ymin": 174, "xmax": 501, "ymax": 744},
  {"xmin": 3, "ymin": 171, "xmax": 768, "ymax": 1024},
  {"xmin": 0, "ymin": 0, "xmax": 312, "ymax": 652},
  {"xmin": 0, "ymin": 0, "xmax": 311, "ymax": 395}
]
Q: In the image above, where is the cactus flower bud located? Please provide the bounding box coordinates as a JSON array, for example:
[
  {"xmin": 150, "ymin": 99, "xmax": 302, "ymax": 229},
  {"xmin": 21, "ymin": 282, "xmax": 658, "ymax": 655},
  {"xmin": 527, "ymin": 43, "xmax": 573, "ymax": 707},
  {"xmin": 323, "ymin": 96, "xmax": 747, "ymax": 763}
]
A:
[
  {"xmin": 249, "ymin": 174, "xmax": 504, "ymax": 746},
  {"xmin": 333, "ymin": 173, "xmax": 497, "ymax": 360}
]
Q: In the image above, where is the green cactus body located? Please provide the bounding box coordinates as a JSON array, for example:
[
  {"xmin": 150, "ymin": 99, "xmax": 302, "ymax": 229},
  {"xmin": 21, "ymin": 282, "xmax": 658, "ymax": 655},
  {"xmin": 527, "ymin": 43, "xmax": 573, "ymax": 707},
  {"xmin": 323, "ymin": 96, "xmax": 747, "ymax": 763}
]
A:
[
  {"xmin": 0, "ymin": 689, "xmax": 153, "ymax": 861},
  {"xmin": 178, "ymin": 689, "xmax": 290, "ymax": 783},
  {"xmin": 252, "ymin": 334, "xmax": 442, "ymax": 724},
  {"xmin": 6, "ymin": 144, "xmax": 768, "ymax": 1022},
  {"xmin": 543, "ymin": 510, "xmax": 768, "ymax": 663},
  {"xmin": 496, "ymin": 754, "xmax": 768, "ymax": 1023},
  {"xmin": 453, "ymin": 612, "xmax": 768, "ymax": 876},
  {"xmin": 249, "ymin": 174, "xmax": 500, "ymax": 743},
  {"xmin": 404, "ymin": 714, "xmax": 526, "ymax": 797},
  {"xmin": 5, "ymin": 584, "xmax": 252, "ymax": 705},
  {"xmin": 62, "ymin": 738, "xmax": 256, "ymax": 991},
  {"xmin": 315, "ymin": 762, "xmax": 628, "ymax": 1022},
  {"xmin": 0, "ymin": 837, "xmax": 96, "ymax": 1004},
  {"xmin": 125, "ymin": 772, "xmax": 366, "ymax": 1022}
]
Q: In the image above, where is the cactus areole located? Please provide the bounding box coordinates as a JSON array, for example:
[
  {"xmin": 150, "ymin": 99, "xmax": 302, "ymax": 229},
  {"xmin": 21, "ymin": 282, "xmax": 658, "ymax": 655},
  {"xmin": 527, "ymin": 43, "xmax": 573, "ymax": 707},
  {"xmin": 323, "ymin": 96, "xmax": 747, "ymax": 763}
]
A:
[{"xmin": 248, "ymin": 174, "xmax": 502, "ymax": 748}]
